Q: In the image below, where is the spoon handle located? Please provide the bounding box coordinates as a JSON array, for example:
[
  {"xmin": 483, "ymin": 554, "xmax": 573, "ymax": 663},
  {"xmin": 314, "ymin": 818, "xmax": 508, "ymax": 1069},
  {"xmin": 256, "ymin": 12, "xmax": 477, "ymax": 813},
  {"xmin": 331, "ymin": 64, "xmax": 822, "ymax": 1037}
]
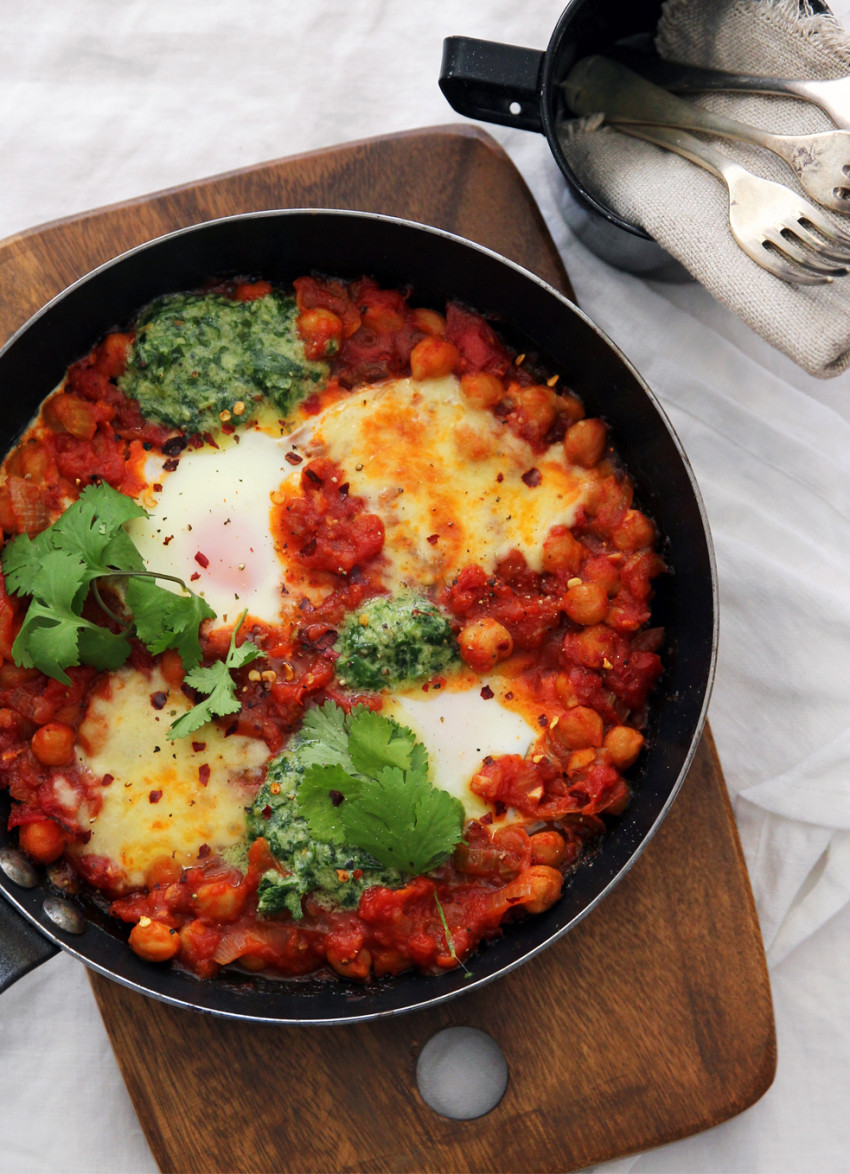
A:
[
  {"xmin": 610, "ymin": 50, "xmax": 850, "ymax": 131},
  {"xmin": 564, "ymin": 55, "xmax": 788, "ymax": 157}
]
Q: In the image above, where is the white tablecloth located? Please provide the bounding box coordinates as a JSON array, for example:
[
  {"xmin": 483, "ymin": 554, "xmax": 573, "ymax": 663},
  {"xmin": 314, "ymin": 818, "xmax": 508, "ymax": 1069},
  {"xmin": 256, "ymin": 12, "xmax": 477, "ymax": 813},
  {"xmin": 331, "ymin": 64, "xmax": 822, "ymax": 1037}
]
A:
[{"xmin": 1, "ymin": 3, "xmax": 848, "ymax": 1171}]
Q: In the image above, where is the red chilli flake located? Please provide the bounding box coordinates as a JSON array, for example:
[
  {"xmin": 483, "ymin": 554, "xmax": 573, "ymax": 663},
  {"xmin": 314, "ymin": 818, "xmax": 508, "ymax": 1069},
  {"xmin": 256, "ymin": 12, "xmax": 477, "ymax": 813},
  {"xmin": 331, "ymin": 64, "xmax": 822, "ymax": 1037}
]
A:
[
  {"xmin": 198, "ymin": 843, "xmax": 211, "ymax": 858},
  {"xmin": 198, "ymin": 764, "xmax": 211, "ymax": 788},
  {"xmin": 426, "ymin": 534, "xmax": 439, "ymax": 545},
  {"xmin": 285, "ymin": 451, "xmax": 303, "ymax": 465},
  {"xmin": 521, "ymin": 468, "xmax": 542, "ymax": 488},
  {"xmin": 162, "ymin": 457, "xmax": 180, "ymax": 473},
  {"xmin": 192, "ymin": 742, "xmax": 207, "ymax": 753},
  {"xmin": 190, "ymin": 572, "xmax": 201, "ymax": 582},
  {"xmin": 480, "ymin": 685, "xmax": 494, "ymax": 700},
  {"xmin": 150, "ymin": 691, "xmax": 167, "ymax": 710},
  {"xmin": 101, "ymin": 774, "xmax": 114, "ymax": 788},
  {"xmin": 149, "ymin": 790, "xmax": 163, "ymax": 804},
  {"xmin": 194, "ymin": 551, "xmax": 210, "ymax": 568},
  {"xmin": 305, "ymin": 466, "xmax": 323, "ymax": 486},
  {"xmin": 262, "ymin": 805, "xmax": 273, "ymax": 819}
]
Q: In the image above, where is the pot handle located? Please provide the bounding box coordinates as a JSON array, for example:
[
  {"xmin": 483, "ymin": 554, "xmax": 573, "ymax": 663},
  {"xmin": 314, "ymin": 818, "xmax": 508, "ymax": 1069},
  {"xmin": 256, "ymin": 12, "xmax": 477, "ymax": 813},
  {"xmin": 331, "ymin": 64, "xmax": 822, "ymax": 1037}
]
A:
[
  {"xmin": 0, "ymin": 894, "xmax": 58, "ymax": 993},
  {"xmin": 439, "ymin": 37, "xmax": 545, "ymax": 133}
]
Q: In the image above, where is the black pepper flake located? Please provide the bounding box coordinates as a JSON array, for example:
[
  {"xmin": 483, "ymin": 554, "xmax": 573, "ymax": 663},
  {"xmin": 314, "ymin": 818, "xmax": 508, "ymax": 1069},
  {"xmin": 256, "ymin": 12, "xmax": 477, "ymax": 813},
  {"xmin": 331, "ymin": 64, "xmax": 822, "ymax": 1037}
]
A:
[
  {"xmin": 494, "ymin": 800, "xmax": 507, "ymax": 816},
  {"xmin": 480, "ymin": 685, "xmax": 494, "ymax": 700},
  {"xmin": 305, "ymin": 466, "xmax": 323, "ymax": 485},
  {"xmin": 149, "ymin": 790, "xmax": 163, "ymax": 804},
  {"xmin": 483, "ymin": 755, "xmax": 495, "ymax": 766},
  {"xmin": 338, "ymin": 482, "xmax": 350, "ymax": 498},
  {"xmin": 150, "ymin": 691, "xmax": 167, "ymax": 710},
  {"xmin": 538, "ymin": 714, "xmax": 549, "ymax": 726},
  {"xmin": 225, "ymin": 722, "xmax": 239, "ymax": 737},
  {"xmin": 522, "ymin": 468, "xmax": 542, "ymax": 488}
]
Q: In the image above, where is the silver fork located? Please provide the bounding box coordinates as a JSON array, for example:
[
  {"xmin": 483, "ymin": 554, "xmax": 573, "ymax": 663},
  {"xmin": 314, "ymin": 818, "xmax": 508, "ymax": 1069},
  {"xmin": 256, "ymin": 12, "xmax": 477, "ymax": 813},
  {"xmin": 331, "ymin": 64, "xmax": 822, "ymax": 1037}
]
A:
[
  {"xmin": 564, "ymin": 56, "xmax": 850, "ymax": 212},
  {"xmin": 619, "ymin": 123, "xmax": 850, "ymax": 284}
]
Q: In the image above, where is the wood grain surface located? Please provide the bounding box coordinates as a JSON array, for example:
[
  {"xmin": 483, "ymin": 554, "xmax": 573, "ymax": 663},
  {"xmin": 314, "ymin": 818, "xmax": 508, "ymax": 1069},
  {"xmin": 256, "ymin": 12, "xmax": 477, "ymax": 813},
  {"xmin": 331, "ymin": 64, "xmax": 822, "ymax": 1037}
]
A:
[{"xmin": 0, "ymin": 126, "xmax": 775, "ymax": 1173}]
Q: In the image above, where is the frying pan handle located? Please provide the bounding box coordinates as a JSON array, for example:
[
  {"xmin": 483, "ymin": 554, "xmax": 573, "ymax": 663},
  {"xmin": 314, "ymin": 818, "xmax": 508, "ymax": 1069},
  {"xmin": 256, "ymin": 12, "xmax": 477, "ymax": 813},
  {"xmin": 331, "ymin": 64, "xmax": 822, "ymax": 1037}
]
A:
[
  {"xmin": 439, "ymin": 37, "xmax": 545, "ymax": 133},
  {"xmin": 0, "ymin": 895, "xmax": 58, "ymax": 993}
]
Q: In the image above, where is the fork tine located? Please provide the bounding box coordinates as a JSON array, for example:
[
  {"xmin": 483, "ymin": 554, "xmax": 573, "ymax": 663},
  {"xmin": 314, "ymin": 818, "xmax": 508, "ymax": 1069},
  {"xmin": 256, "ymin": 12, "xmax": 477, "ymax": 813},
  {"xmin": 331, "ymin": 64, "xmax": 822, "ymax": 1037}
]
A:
[
  {"xmin": 790, "ymin": 206, "xmax": 850, "ymax": 260},
  {"xmin": 762, "ymin": 227, "xmax": 850, "ymax": 276},
  {"xmin": 743, "ymin": 235, "xmax": 836, "ymax": 283}
]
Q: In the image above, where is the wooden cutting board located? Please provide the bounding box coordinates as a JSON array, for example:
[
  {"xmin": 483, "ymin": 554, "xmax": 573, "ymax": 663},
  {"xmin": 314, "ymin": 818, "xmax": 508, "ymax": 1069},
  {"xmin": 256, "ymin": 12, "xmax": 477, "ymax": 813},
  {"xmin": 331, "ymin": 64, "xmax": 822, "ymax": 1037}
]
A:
[{"xmin": 0, "ymin": 126, "xmax": 775, "ymax": 1173}]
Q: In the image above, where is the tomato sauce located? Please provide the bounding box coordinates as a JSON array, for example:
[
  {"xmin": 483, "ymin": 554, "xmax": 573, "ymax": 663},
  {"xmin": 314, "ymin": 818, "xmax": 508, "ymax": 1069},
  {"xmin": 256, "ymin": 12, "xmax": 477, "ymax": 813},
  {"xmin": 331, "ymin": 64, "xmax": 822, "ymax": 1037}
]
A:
[{"xmin": 0, "ymin": 274, "xmax": 666, "ymax": 985}]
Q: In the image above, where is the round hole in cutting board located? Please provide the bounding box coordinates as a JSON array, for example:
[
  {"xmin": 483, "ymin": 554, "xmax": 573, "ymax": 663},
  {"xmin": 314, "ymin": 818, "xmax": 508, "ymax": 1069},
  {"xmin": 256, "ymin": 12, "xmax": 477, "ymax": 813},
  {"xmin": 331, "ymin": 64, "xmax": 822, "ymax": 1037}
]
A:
[{"xmin": 415, "ymin": 1026, "xmax": 508, "ymax": 1119}]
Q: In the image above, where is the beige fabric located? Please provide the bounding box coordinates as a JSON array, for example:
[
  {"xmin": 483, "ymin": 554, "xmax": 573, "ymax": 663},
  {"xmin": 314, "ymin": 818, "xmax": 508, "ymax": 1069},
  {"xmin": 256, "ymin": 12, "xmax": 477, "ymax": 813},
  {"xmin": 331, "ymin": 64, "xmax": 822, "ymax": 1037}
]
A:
[{"xmin": 559, "ymin": 0, "xmax": 850, "ymax": 378}]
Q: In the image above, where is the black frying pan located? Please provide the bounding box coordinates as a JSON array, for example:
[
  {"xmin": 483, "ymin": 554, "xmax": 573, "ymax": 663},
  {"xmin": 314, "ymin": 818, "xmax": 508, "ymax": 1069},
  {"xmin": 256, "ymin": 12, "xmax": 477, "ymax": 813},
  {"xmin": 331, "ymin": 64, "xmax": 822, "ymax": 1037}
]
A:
[{"xmin": 0, "ymin": 210, "xmax": 716, "ymax": 1023}]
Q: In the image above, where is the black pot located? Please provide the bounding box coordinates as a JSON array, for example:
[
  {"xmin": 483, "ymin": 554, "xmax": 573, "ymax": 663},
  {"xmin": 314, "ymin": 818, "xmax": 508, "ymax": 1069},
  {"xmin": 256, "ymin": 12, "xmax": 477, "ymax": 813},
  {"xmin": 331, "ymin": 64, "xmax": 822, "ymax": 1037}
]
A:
[
  {"xmin": 439, "ymin": 0, "xmax": 832, "ymax": 276},
  {"xmin": 0, "ymin": 209, "xmax": 716, "ymax": 1023}
]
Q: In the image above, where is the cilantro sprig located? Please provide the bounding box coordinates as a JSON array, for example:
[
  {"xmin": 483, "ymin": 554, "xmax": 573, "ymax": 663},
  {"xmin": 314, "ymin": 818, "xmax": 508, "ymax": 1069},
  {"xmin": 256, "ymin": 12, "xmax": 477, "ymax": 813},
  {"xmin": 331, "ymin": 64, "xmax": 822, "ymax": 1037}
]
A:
[
  {"xmin": 166, "ymin": 610, "xmax": 261, "ymax": 741},
  {"xmin": 295, "ymin": 701, "xmax": 465, "ymax": 876},
  {"xmin": 0, "ymin": 482, "xmax": 260, "ymax": 740},
  {"xmin": 1, "ymin": 482, "xmax": 215, "ymax": 684}
]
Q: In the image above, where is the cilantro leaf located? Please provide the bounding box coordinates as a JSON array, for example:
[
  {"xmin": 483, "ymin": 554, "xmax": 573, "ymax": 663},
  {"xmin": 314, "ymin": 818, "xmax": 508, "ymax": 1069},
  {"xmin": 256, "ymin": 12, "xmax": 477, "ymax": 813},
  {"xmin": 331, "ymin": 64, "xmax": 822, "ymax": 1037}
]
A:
[
  {"xmin": 50, "ymin": 482, "xmax": 146, "ymax": 575},
  {"xmin": 297, "ymin": 701, "xmax": 357, "ymax": 773},
  {"xmin": 296, "ymin": 702, "xmax": 465, "ymax": 876},
  {"xmin": 0, "ymin": 482, "xmax": 220, "ymax": 683},
  {"xmin": 125, "ymin": 576, "xmax": 215, "ymax": 669},
  {"xmin": 166, "ymin": 611, "xmax": 262, "ymax": 740},
  {"xmin": 0, "ymin": 530, "xmax": 56, "ymax": 598}
]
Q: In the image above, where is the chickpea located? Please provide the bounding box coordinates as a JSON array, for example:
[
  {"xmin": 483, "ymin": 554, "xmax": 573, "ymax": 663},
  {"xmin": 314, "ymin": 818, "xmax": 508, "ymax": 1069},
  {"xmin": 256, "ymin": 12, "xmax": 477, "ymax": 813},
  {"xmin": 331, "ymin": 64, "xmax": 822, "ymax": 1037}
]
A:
[
  {"xmin": 31, "ymin": 722, "xmax": 75, "ymax": 766},
  {"xmin": 410, "ymin": 336, "xmax": 460, "ymax": 381},
  {"xmin": 19, "ymin": 820, "xmax": 66, "ymax": 865},
  {"xmin": 362, "ymin": 304, "xmax": 405, "ymax": 333},
  {"xmin": 567, "ymin": 623, "xmax": 619, "ymax": 669},
  {"xmin": 564, "ymin": 417, "xmax": 607, "ymax": 468},
  {"xmin": 551, "ymin": 705, "xmax": 604, "ymax": 751},
  {"xmin": 511, "ymin": 384, "xmax": 557, "ymax": 443},
  {"xmin": 193, "ymin": 879, "xmax": 246, "ymax": 922},
  {"xmin": 530, "ymin": 830, "xmax": 568, "ymax": 868},
  {"xmin": 297, "ymin": 307, "xmax": 343, "ymax": 359},
  {"xmin": 541, "ymin": 525, "xmax": 585, "ymax": 575},
  {"xmin": 611, "ymin": 509, "xmax": 656, "ymax": 552},
  {"xmin": 460, "ymin": 372, "xmax": 504, "ymax": 410},
  {"xmin": 129, "ymin": 918, "xmax": 180, "ymax": 963},
  {"xmin": 411, "ymin": 307, "xmax": 446, "ymax": 336},
  {"xmin": 564, "ymin": 581, "xmax": 609, "ymax": 626},
  {"xmin": 557, "ymin": 392, "xmax": 585, "ymax": 424},
  {"xmin": 514, "ymin": 865, "xmax": 564, "ymax": 914},
  {"xmin": 604, "ymin": 726, "xmax": 646, "ymax": 770},
  {"xmin": 582, "ymin": 554, "xmax": 622, "ymax": 597},
  {"xmin": 458, "ymin": 618, "xmax": 514, "ymax": 672},
  {"xmin": 326, "ymin": 945, "xmax": 372, "ymax": 981}
]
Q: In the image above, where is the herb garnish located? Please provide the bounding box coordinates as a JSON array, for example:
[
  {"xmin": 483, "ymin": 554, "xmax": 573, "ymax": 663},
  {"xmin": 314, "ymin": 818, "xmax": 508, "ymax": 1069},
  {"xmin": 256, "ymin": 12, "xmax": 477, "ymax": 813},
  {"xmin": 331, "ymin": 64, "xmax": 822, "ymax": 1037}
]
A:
[
  {"xmin": 295, "ymin": 701, "xmax": 465, "ymax": 876},
  {"xmin": 0, "ymin": 482, "xmax": 259, "ymax": 739},
  {"xmin": 166, "ymin": 610, "xmax": 261, "ymax": 740}
]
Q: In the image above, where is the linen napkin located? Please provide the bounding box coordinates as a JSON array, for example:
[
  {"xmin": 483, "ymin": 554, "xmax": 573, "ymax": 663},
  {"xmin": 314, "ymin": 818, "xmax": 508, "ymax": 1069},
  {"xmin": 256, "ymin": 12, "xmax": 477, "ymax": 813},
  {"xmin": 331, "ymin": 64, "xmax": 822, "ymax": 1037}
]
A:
[{"xmin": 559, "ymin": 0, "xmax": 850, "ymax": 378}]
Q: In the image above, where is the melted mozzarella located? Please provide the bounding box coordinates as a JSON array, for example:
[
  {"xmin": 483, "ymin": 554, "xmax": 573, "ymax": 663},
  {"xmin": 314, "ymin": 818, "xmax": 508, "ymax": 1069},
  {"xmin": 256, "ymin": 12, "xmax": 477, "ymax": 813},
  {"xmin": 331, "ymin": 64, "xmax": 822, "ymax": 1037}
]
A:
[
  {"xmin": 310, "ymin": 376, "xmax": 590, "ymax": 589},
  {"xmin": 127, "ymin": 430, "xmax": 301, "ymax": 626},
  {"xmin": 72, "ymin": 665, "xmax": 269, "ymax": 889},
  {"xmin": 383, "ymin": 683, "xmax": 539, "ymax": 821}
]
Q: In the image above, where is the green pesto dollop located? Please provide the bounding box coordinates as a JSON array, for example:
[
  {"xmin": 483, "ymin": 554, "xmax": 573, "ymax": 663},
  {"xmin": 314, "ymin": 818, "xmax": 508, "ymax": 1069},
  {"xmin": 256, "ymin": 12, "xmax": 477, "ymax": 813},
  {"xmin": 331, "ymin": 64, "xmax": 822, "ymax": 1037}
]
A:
[
  {"xmin": 119, "ymin": 290, "xmax": 328, "ymax": 434},
  {"xmin": 333, "ymin": 592, "xmax": 458, "ymax": 692},
  {"xmin": 246, "ymin": 748, "xmax": 401, "ymax": 920}
]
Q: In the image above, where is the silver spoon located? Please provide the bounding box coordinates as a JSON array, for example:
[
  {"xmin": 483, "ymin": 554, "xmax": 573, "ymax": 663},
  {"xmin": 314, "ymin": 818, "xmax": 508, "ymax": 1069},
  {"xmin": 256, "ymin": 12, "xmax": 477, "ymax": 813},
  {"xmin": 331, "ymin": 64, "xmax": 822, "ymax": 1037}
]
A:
[
  {"xmin": 609, "ymin": 50, "xmax": 850, "ymax": 133},
  {"xmin": 563, "ymin": 56, "xmax": 850, "ymax": 213}
]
